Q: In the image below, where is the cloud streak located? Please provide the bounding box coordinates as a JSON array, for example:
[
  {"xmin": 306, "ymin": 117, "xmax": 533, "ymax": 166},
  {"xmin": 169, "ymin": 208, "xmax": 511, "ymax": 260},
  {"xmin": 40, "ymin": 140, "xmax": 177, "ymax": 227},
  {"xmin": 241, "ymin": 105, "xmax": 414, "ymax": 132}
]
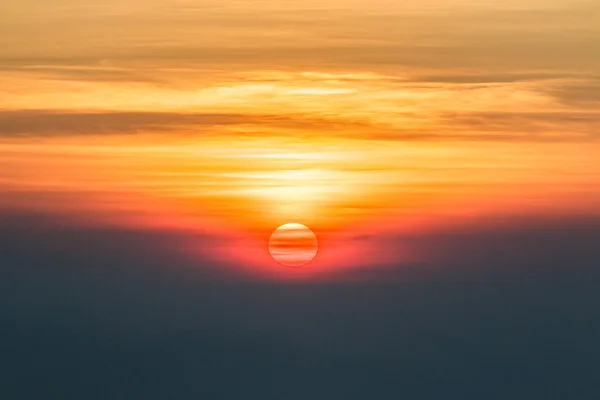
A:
[{"xmin": 1, "ymin": 106, "xmax": 598, "ymax": 143}]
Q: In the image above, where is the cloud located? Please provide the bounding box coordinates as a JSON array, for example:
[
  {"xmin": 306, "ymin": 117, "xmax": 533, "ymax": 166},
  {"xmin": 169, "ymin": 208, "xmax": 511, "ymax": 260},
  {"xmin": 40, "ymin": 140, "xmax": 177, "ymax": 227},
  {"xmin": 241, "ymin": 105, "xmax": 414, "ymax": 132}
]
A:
[
  {"xmin": 2, "ymin": 3, "xmax": 599, "ymax": 73},
  {"xmin": 0, "ymin": 65, "xmax": 165, "ymax": 84},
  {"xmin": 410, "ymin": 72, "xmax": 585, "ymax": 84},
  {"xmin": 0, "ymin": 110, "xmax": 254, "ymax": 136},
  {"xmin": 549, "ymin": 81, "xmax": 600, "ymax": 107},
  {"xmin": 0, "ymin": 109, "xmax": 371, "ymax": 137},
  {"xmin": 435, "ymin": 110, "xmax": 600, "ymax": 141},
  {"xmin": 1, "ymin": 107, "xmax": 598, "ymax": 143}
]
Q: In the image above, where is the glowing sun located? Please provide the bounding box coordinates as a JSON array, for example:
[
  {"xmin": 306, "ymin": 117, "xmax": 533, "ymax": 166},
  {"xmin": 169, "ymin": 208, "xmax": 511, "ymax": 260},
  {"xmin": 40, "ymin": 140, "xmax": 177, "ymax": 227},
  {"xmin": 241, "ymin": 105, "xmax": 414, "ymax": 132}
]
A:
[{"xmin": 269, "ymin": 223, "xmax": 318, "ymax": 267}]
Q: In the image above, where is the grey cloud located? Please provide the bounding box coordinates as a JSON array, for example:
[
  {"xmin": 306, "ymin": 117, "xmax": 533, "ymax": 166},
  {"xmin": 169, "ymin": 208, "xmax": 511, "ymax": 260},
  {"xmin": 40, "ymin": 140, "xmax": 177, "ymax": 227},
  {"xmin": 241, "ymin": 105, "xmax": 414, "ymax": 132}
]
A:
[
  {"xmin": 0, "ymin": 65, "xmax": 165, "ymax": 84},
  {"xmin": 1, "ymin": 109, "xmax": 597, "ymax": 143},
  {"xmin": 0, "ymin": 110, "xmax": 248, "ymax": 136},
  {"xmin": 116, "ymin": 40, "xmax": 600, "ymax": 71},
  {"xmin": 411, "ymin": 72, "xmax": 579, "ymax": 84},
  {"xmin": 548, "ymin": 81, "xmax": 600, "ymax": 107},
  {"xmin": 435, "ymin": 111, "xmax": 600, "ymax": 140},
  {"xmin": 0, "ymin": 110, "xmax": 370, "ymax": 137}
]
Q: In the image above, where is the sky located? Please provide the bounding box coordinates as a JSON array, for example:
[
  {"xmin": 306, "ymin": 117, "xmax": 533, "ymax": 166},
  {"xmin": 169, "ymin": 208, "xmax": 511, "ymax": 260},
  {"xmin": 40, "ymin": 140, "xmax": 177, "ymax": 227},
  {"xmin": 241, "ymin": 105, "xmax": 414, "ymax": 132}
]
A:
[{"xmin": 1, "ymin": 1, "xmax": 599, "ymax": 398}]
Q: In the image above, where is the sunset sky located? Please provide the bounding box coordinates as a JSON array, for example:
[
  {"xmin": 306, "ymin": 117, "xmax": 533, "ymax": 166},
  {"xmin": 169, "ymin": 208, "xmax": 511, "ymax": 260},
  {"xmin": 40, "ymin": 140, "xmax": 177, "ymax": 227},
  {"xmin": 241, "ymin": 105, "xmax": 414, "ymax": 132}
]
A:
[
  {"xmin": 1, "ymin": 2, "xmax": 600, "ymax": 397},
  {"xmin": 2, "ymin": 0, "xmax": 599, "ymax": 279}
]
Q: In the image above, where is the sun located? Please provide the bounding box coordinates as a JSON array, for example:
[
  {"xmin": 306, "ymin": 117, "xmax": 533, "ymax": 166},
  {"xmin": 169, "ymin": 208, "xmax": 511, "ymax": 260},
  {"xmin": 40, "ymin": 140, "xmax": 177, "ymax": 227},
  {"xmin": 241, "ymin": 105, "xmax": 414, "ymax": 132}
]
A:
[{"xmin": 269, "ymin": 223, "xmax": 318, "ymax": 267}]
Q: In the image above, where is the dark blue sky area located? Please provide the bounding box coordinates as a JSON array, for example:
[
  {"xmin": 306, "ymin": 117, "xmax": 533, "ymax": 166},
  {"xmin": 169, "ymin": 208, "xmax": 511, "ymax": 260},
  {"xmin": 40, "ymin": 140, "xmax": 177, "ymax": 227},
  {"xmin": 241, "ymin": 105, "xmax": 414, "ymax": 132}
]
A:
[{"xmin": 1, "ymin": 211, "xmax": 599, "ymax": 399}]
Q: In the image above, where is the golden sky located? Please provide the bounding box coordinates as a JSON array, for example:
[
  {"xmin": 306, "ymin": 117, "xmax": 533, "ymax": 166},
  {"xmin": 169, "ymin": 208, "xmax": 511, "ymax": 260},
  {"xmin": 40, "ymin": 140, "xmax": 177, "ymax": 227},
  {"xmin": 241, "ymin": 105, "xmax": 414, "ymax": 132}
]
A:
[{"xmin": 1, "ymin": 0, "xmax": 599, "ymax": 277}]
